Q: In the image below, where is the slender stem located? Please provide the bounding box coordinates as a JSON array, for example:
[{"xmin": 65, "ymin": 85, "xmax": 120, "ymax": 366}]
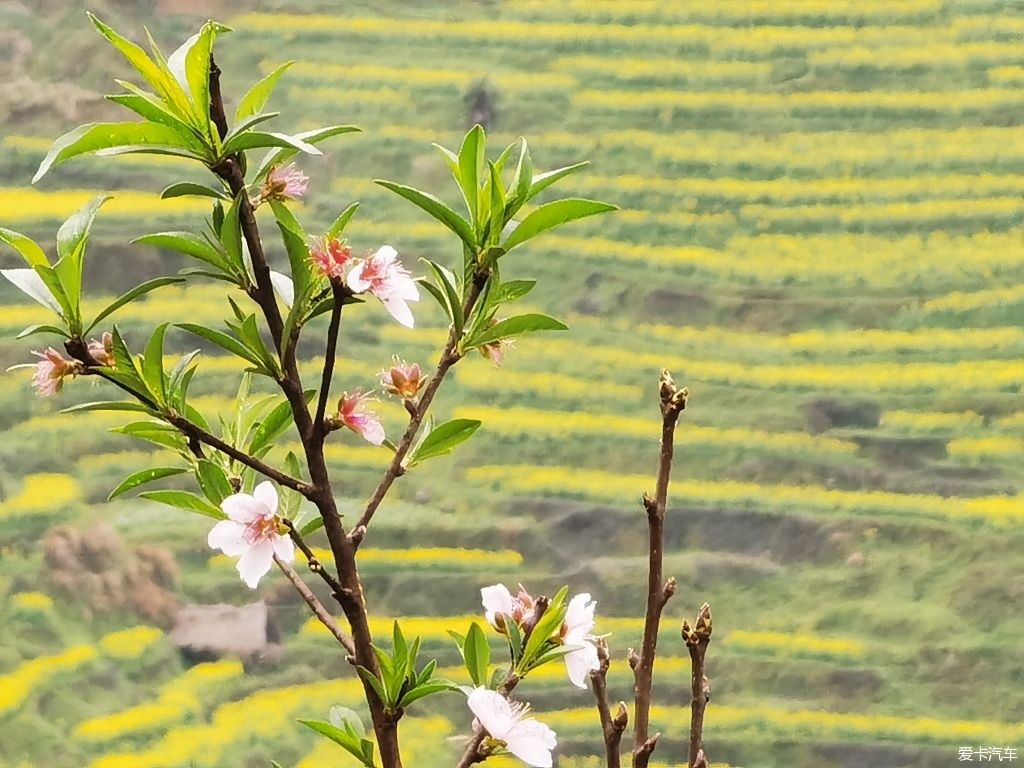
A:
[
  {"xmin": 275, "ymin": 554, "xmax": 355, "ymax": 655},
  {"xmin": 314, "ymin": 286, "xmax": 344, "ymax": 436},
  {"xmin": 590, "ymin": 640, "xmax": 626, "ymax": 768},
  {"xmin": 683, "ymin": 604, "xmax": 713, "ymax": 768},
  {"xmin": 632, "ymin": 370, "xmax": 687, "ymax": 768},
  {"xmin": 354, "ymin": 272, "xmax": 488, "ymax": 538},
  {"xmin": 283, "ymin": 519, "xmax": 345, "ymax": 597}
]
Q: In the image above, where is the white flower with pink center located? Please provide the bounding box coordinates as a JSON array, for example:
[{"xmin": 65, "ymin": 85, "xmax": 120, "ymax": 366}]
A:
[
  {"xmin": 335, "ymin": 390, "xmax": 386, "ymax": 445},
  {"xmin": 207, "ymin": 481, "xmax": 294, "ymax": 589},
  {"xmin": 467, "ymin": 687, "xmax": 557, "ymax": 767},
  {"xmin": 347, "ymin": 246, "xmax": 420, "ymax": 328}
]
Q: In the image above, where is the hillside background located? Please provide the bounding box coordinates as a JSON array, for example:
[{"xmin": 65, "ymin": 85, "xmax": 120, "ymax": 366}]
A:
[{"xmin": 1, "ymin": 1, "xmax": 1023, "ymax": 766}]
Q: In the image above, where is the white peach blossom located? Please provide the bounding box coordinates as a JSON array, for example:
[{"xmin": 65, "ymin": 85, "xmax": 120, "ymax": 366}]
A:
[
  {"xmin": 207, "ymin": 481, "xmax": 294, "ymax": 589},
  {"xmin": 467, "ymin": 687, "xmax": 556, "ymax": 767}
]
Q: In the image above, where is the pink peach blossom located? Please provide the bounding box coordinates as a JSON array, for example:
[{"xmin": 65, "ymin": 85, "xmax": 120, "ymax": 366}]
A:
[
  {"xmin": 207, "ymin": 481, "xmax": 294, "ymax": 589},
  {"xmin": 347, "ymin": 246, "xmax": 420, "ymax": 328},
  {"xmin": 262, "ymin": 163, "xmax": 308, "ymax": 202},
  {"xmin": 309, "ymin": 235, "xmax": 352, "ymax": 281},
  {"xmin": 87, "ymin": 331, "xmax": 115, "ymax": 367},
  {"xmin": 335, "ymin": 390, "xmax": 386, "ymax": 445},
  {"xmin": 30, "ymin": 348, "xmax": 80, "ymax": 397}
]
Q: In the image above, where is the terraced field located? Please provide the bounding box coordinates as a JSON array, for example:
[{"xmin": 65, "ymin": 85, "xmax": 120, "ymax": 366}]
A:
[{"xmin": 1, "ymin": 1, "xmax": 1023, "ymax": 767}]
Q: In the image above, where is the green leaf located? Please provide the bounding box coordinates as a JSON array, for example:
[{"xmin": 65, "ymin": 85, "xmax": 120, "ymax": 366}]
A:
[
  {"xmin": 221, "ymin": 194, "xmax": 245, "ymax": 275},
  {"xmin": 177, "ymin": 324, "xmax": 264, "ymax": 368},
  {"xmin": 487, "ymin": 161, "xmax": 505, "ymax": 247},
  {"xmin": 195, "ymin": 460, "xmax": 233, "ymax": 504},
  {"xmin": 457, "ymin": 124, "xmax": 485, "ymax": 224},
  {"xmin": 61, "ymin": 401, "xmax": 152, "ymax": 415},
  {"xmin": 87, "ymin": 276, "xmax": 185, "ymax": 333},
  {"xmin": 269, "ymin": 200, "xmax": 312, "ymax": 297},
  {"xmin": 87, "ymin": 13, "xmax": 194, "ymax": 120},
  {"xmin": 498, "ymin": 279, "xmax": 536, "ymax": 303},
  {"xmin": 520, "ymin": 587, "xmax": 570, "ymax": 671},
  {"xmin": 109, "ymin": 326, "xmax": 148, "ymax": 393},
  {"xmin": 236, "ymin": 61, "xmax": 294, "ymax": 122},
  {"xmin": 252, "ymin": 125, "xmax": 360, "ymax": 181},
  {"xmin": 16, "ymin": 324, "xmax": 68, "ymax": 340},
  {"xmin": 248, "ymin": 392, "xmax": 313, "ymax": 457},
  {"xmin": 298, "ymin": 719, "xmax": 372, "ymax": 767},
  {"xmin": 506, "ymin": 618, "xmax": 524, "ymax": 664},
  {"xmin": 503, "ymin": 198, "xmax": 617, "ymax": 252},
  {"xmin": 1, "ymin": 269, "xmax": 64, "ymax": 315},
  {"xmin": 107, "ymin": 88, "xmax": 198, "ymax": 135},
  {"xmin": 33, "ymin": 122, "xmax": 203, "ymax": 183},
  {"xmin": 0, "ymin": 228, "xmax": 48, "ymax": 268},
  {"xmin": 410, "ymin": 419, "xmax": 481, "ymax": 464},
  {"xmin": 108, "ymin": 467, "xmax": 186, "ymax": 500},
  {"xmin": 375, "ymin": 180, "xmax": 476, "ymax": 250},
  {"xmin": 356, "ymin": 666, "xmax": 390, "ymax": 709},
  {"xmin": 298, "ymin": 518, "xmax": 324, "ymax": 537},
  {"xmin": 463, "ymin": 622, "xmax": 490, "ymax": 687},
  {"xmin": 161, "ymin": 182, "xmax": 228, "ymax": 200},
  {"xmin": 134, "ymin": 232, "xmax": 231, "ymax": 273},
  {"xmin": 399, "ymin": 681, "xmax": 454, "ymax": 708},
  {"xmin": 221, "ymin": 131, "xmax": 321, "ymax": 158},
  {"xmin": 142, "ymin": 323, "xmax": 169, "ymax": 401},
  {"xmin": 54, "ymin": 196, "xmax": 109, "ymax": 320},
  {"xmin": 470, "ymin": 314, "xmax": 567, "ymax": 347},
  {"xmin": 513, "ymin": 139, "xmax": 533, "ymax": 207},
  {"xmin": 139, "ymin": 490, "xmax": 226, "ymax": 519},
  {"xmin": 169, "ymin": 22, "xmax": 225, "ymax": 133},
  {"xmin": 528, "ymin": 161, "xmax": 590, "ymax": 200},
  {"xmin": 328, "ymin": 202, "xmax": 360, "ymax": 239},
  {"xmin": 329, "ymin": 706, "xmax": 366, "ymax": 739},
  {"xmin": 113, "ymin": 421, "xmax": 185, "ymax": 451},
  {"xmin": 421, "ymin": 259, "xmax": 462, "ymax": 335}
]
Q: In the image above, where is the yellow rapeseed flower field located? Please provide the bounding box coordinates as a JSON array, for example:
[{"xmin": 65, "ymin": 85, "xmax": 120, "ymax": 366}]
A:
[
  {"xmin": 0, "ymin": 188, "xmax": 209, "ymax": 222},
  {"xmin": 98, "ymin": 626, "xmax": 163, "ymax": 660},
  {"xmin": 0, "ymin": 474, "xmax": 80, "ymax": 519},
  {"xmin": 0, "ymin": 645, "xmax": 97, "ymax": 716}
]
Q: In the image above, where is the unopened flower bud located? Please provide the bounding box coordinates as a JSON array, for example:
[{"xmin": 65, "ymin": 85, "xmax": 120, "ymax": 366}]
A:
[
  {"xmin": 86, "ymin": 331, "xmax": 115, "ymax": 367},
  {"xmin": 378, "ymin": 357, "xmax": 424, "ymax": 400}
]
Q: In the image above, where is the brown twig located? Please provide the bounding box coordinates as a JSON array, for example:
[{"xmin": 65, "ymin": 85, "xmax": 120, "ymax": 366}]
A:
[
  {"xmin": 632, "ymin": 369, "xmax": 687, "ymax": 768},
  {"xmin": 314, "ymin": 285, "xmax": 345, "ymax": 436},
  {"xmin": 275, "ymin": 554, "xmax": 355, "ymax": 655},
  {"xmin": 353, "ymin": 270, "xmax": 489, "ymax": 539},
  {"xmin": 208, "ymin": 60, "xmax": 404, "ymax": 768},
  {"xmin": 590, "ymin": 639, "xmax": 627, "ymax": 768},
  {"xmin": 282, "ymin": 518, "xmax": 345, "ymax": 597},
  {"xmin": 683, "ymin": 603, "xmax": 713, "ymax": 768}
]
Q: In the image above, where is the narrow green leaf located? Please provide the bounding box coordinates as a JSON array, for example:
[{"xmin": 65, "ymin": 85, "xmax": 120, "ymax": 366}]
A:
[
  {"xmin": 61, "ymin": 401, "xmax": 152, "ymax": 415},
  {"xmin": 513, "ymin": 139, "xmax": 533, "ymax": 205},
  {"xmin": 177, "ymin": 323, "xmax": 263, "ymax": 368},
  {"xmin": 87, "ymin": 276, "xmax": 185, "ymax": 333},
  {"xmin": 374, "ymin": 180, "xmax": 476, "ymax": 250},
  {"xmin": 503, "ymin": 198, "xmax": 618, "ymax": 252},
  {"xmin": 161, "ymin": 182, "xmax": 228, "ymax": 200},
  {"xmin": 0, "ymin": 228, "xmax": 48, "ymax": 268},
  {"xmin": 16, "ymin": 324, "xmax": 68, "ymax": 340},
  {"xmin": 248, "ymin": 392, "xmax": 313, "ymax": 457},
  {"xmin": 1, "ymin": 269, "xmax": 64, "ymax": 315},
  {"xmin": 410, "ymin": 419, "xmax": 481, "ymax": 464},
  {"xmin": 528, "ymin": 161, "xmax": 590, "ymax": 200},
  {"xmin": 195, "ymin": 460, "xmax": 233, "ymax": 504},
  {"xmin": 457, "ymin": 124, "xmax": 485, "ymax": 223},
  {"xmin": 108, "ymin": 467, "xmax": 186, "ymax": 500},
  {"xmin": 399, "ymin": 681, "xmax": 454, "ymax": 708},
  {"xmin": 139, "ymin": 490, "xmax": 226, "ymax": 519},
  {"xmin": 470, "ymin": 314, "xmax": 567, "ymax": 347},
  {"xmin": 135, "ymin": 232, "xmax": 232, "ymax": 275},
  {"xmin": 33, "ymin": 122, "xmax": 201, "ymax": 183},
  {"xmin": 236, "ymin": 61, "xmax": 294, "ymax": 122},
  {"xmin": 220, "ymin": 194, "xmax": 245, "ymax": 274},
  {"xmin": 252, "ymin": 125, "xmax": 360, "ymax": 182},
  {"xmin": 421, "ymin": 259, "xmax": 462, "ymax": 335},
  {"xmin": 498, "ymin": 279, "xmax": 536, "ymax": 303},
  {"xmin": 142, "ymin": 323, "xmax": 168, "ymax": 401},
  {"xmin": 327, "ymin": 202, "xmax": 360, "ymax": 240},
  {"xmin": 298, "ymin": 719, "xmax": 368, "ymax": 766},
  {"xmin": 298, "ymin": 518, "xmax": 324, "ymax": 537},
  {"xmin": 107, "ymin": 88, "xmax": 198, "ymax": 135},
  {"xmin": 221, "ymin": 130, "xmax": 321, "ymax": 157},
  {"xmin": 463, "ymin": 622, "xmax": 490, "ymax": 687}
]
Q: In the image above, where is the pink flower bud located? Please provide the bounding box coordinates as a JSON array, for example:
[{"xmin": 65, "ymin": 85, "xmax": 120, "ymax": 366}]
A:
[
  {"xmin": 378, "ymin": 357, "xmax": 424, "ymax": 400},
  {"xmin": 86, "ymin": 331, "xmax": 115, "ymax": 367},
  {"xmin": 334, "ymin": 390, "xmax": 386, "ymax": 445},
  {"xmin": 30, "ymin": 347, "xmax": 81, "ymax": 397},
  {"xmin": 261, "ymin": 163, "xmax": 308, "ymax": 202},
  {"xmin": 309, "ymin": 235, "xmax": 352, "ymax": 281},
  {"xmin": 478, "ymin": 320, "xmax": 514, "ymax": 367}
]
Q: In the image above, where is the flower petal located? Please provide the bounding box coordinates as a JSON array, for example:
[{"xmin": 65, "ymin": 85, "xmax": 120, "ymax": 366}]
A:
[
  {"xmin": 207, "ymin": 520, "xmax": 247, "ymax": 556},
  {"xmin": 221, "ymin": 493, "xmax": 260, "ymax": 523},
  {"xmin": 253, "ymin": 481, "xmax": 279, "ymax": 516},
  {"xmin": 564, "ymin": 593, "xmax": 596, "ymax": 640},
  {"xmin": 481, "ymin": 584, "xmax": 515, "ymax": 626},
  {"xmin": 381, "ymin": 295, "xmax": 415, "ymax": 328},
  {"xmin": 272, "ymin": 533, "xmax": 295, "ymax": 564},
  {"xmin": 236, "ymin": 538, "xmax": 275, "ymax": 589},
  {"xmin": 467, "ymin": 687, "xmax": 512, "ymax": 741},
  {"xmin": 346, "ymin": 262, "xmax": 371, "ymax": 293},
  {"xmin": 506, "ymin": 717, "xmax": 557, "ymax": 767},
  {"xmin": 564, "ymin": 641, "xmax": 600, "ymax": 689},
  {"xmin": 373, "ymin": 245, "xmax": 398, "ymax": 264}
]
